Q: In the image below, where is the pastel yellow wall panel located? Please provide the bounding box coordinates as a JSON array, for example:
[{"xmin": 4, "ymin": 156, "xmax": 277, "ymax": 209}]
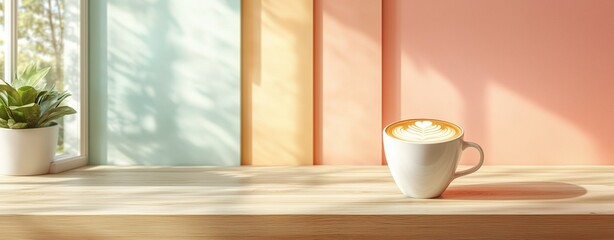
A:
[{"xmin": 241, "ymin": 0, "xmax": 313, "ymax": 165}]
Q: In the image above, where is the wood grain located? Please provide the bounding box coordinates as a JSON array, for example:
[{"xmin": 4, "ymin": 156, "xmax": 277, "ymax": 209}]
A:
[
  {"xmin": 0, "ymin": 215, "xmax": 613, "ymax": 240},
  {"xmin": 0, "ymin": 166, "xmax": 613, "ymax": 239}
]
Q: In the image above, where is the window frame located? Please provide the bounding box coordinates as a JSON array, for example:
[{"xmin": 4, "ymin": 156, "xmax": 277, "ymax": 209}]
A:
[{"xmin": 3, "ymin": 0, "xmax": 88, "ymax": 173}]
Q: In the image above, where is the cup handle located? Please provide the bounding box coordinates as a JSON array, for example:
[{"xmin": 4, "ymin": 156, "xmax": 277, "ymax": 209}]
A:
[{"xmin": 454, "ymin": 141, "xmax": 484, "ymax": 179}]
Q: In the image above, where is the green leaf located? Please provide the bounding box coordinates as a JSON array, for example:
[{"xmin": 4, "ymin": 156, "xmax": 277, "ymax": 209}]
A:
[
  {"xmin": 18, "ymin": 86, "xmax": 38, "ymax": 104},
  {"xmin": 13, "ymin": 63, "xmax": 50, "ymax": 89},
  {"xmin": 53, "ymin": 91, "xmax": 71, "ymax": 108},
  {"xmin": 6, "ymin": 118, "xmax": 27, "ymax": 129},
  {"xmin": 25, "ymin": 66, "xmax": 51, "ymax": 89},
  {"xmin": 38, "ymin": 91, "xmax": 71, "ymax": 115},
  {"xmin": 9, "ymin": 103, "xmax": 40, "ymax": 127},
  {"xmin": 0, "ymin": 118, "xmax": 8, "ymax": 128},
  {"xmin": 0, "ymin": 95, "xmax": 13, "ymax": 120},
  {"xmin": 0, "ymin": 84, "xmax": 20, "ymax": 105},
  {"xmin": 35, "ymin": 90, "xmax": 49, "ymax": 104},
  {"xmin": 0, "ymin": 102, "xmax": 8, "ymax": 120},
  {"xmin": 8, "ymin": 103, "xmax": 36, "ymax": 110},
  {"xmin": 37, "ymin": 105, "xmax": 76, "ymax": 127},
  {"xmin": 9, "ymin": 122, "xmax": 28, "ymax": 129}
]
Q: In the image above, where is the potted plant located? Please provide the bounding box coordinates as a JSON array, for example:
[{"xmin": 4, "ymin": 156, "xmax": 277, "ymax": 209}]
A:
[{"xmin": 0, "ymin": 63, "xmax": 76, "ymax": 175}]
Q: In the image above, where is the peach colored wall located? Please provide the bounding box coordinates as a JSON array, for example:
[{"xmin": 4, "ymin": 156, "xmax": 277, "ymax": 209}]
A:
[
  {"xmin": 382, "ymin": 0, "xmax": 401, "ymax": 165},
  {"xmin": 385, "ymin": 0, "xmax": 614, "ymax": 165},
  {"xmin": 241, "ymin": 0, "xmax": 313, "ymax": 165},
  {"xmin": 314, "ymin": 0, "xmax": 382, "ymax": 165}
]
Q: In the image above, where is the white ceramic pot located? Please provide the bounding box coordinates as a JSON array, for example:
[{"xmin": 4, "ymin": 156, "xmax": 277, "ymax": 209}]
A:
[{"xmin": 0, "ymin": 124, "xmax": 58, "ymax": 175}]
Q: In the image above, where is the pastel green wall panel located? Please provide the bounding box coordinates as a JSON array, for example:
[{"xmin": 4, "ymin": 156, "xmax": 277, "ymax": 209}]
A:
[{"xmin": 89, "ymin": 0, "xmax": 241, "ymax": 165}]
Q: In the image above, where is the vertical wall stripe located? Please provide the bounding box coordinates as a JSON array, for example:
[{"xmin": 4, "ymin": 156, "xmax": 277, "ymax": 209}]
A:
[
  {"xmin": 314, "ymin": 0, "xmax": 382, "ymax": 165},
  {"xmin": 241, "ymin": 0, "xmax": 314, "ymax": 165},
  {"xmin": 240, "ymin": 0, "xmax": 258, "ymax": 165},
  {"xmin": 88, "ymin": 0, "xmax": 108, "ymax": 165},
  {"xmin": 313, "ymin": 0, "xmax": 323, "ymax": 165},
  {"xmin": 381, "ymin": 0, "xmax": 401, "ymax": 165},
  {"xmin": 89, "ymin": 0, "xmax": 241, "ymax": 165}
]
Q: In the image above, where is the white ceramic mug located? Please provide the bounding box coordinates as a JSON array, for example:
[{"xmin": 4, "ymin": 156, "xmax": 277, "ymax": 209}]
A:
[{"xmin": 383, "ymin": 119, "xmax": 484, "ymax": 198}]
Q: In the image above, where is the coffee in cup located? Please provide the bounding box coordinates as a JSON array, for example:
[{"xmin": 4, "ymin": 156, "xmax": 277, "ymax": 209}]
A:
[
  {"xmin": 383, "ymin": 119, "xmax": 484, "ymax": 198},
  {"xmin": 386, "ymin": 119, "xmax": 462, "ymax": 143}
]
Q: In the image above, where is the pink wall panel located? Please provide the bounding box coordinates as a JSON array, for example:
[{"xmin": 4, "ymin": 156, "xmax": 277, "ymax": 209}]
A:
[
  {"xmin": 314, "ymin": 0, "xmax": 382, "ymax": 165},
  {"xmin": 384, "ymin": 0, "xmax": 614, "ymax": 164}
]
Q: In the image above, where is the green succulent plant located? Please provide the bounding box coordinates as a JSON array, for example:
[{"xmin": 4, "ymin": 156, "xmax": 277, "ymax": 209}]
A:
[{"xmin": 0, "ymin": 62, "xmax": 76, "ymax": 129}]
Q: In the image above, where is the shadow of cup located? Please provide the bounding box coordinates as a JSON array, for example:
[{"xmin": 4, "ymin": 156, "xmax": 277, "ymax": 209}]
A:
[{"xmin": 440, "ymin": 181, "xmax": 587, "ymax": 200}]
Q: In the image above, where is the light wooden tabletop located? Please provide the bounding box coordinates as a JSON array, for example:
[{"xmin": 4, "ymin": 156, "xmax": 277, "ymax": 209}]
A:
[{"xmin": 0, "ymin": 165, "xmax": 612, "ymax": 215}]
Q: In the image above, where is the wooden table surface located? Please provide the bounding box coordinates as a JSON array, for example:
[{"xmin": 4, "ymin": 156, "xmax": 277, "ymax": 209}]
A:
[{"xmin": 0, "ymin": 166, "xmax": 613, "ymax": 239}]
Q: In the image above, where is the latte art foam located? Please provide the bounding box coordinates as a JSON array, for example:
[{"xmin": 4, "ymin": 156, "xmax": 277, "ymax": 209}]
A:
[{"xmin": 386, "ymin": 119, "xmax": 462, "ymax": 143}]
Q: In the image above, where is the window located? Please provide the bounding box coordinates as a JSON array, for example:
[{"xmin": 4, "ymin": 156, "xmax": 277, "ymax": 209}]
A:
[{"xmin": 1, "ymin": 0, "xmax": 87, "ymax": 172}]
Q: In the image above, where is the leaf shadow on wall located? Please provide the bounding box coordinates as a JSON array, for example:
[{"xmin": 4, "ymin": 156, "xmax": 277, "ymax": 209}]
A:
[
  {"xmin": 387, "ymin": 0, "xmax": 614, "ymax": 164},
  {"xmin": 101, "ymin": 0, "xmax": 240, "ymax": 165}
]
